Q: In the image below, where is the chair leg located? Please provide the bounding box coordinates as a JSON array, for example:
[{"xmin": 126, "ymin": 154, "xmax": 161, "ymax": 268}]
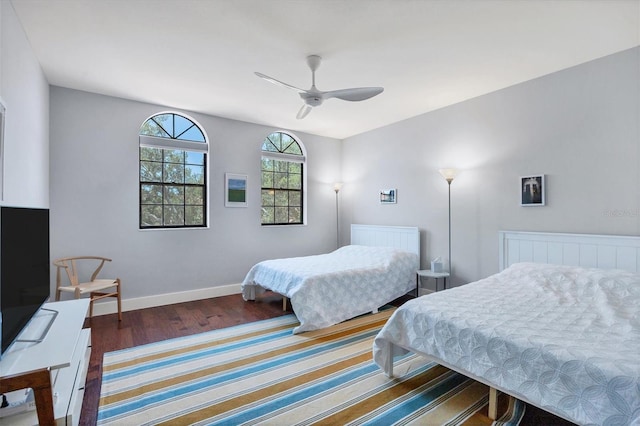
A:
[{"xmin": 116, "ymin": 278, "xmax": 122, "ymax": 321}]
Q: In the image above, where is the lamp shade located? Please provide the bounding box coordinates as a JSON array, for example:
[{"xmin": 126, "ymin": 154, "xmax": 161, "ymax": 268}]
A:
[{"xmin": 439, "ymin": 168, "xmax": 458, "ymax": 183}]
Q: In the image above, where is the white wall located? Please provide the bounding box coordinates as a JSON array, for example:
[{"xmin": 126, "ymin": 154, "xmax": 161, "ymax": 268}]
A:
[
  {"xmin": 0, "ymin": 1, "xmax": 49, "ymax": 208},
  {"xmin": 341, "ymin": 47, "xmax": 640, "ymax": 286},
  {"xmin": 49, "ymin": 88, "xmax": 342, "ymax": 306}
]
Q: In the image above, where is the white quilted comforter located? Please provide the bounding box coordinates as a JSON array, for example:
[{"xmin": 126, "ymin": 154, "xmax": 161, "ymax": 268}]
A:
[
  {"xmin": 242, "ymin": 245, "xmax": 418, "ymax": 334},
  {"xmin": 373, "ymin": 262, "xmax": 640, "ymax": 426}
]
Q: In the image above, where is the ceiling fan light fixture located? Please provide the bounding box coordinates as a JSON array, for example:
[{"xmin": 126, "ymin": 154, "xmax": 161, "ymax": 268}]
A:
[{"xmin": 256, "ymin": 55, "xmax": 384, "ymax": 120}]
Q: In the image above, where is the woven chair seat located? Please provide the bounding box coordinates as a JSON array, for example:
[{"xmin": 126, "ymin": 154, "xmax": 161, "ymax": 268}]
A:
[{"xmin": 57, "ymin": 279, "xmax": 119, "ymax": 295}]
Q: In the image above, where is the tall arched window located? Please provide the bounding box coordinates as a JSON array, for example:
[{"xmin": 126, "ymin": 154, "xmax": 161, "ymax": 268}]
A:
[
  {"xmin": 261, "ymin": 132, "xmax": 306, "ymax": 225},
  {"xmin": 139, "ymin": 112, "xmax": 208, "ymax": 229}
]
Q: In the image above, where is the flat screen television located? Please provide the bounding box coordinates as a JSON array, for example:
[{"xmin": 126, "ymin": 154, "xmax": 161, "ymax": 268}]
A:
[{"xmin": 0, "ymin": 206, "xmax": 50, "ymax": 357}]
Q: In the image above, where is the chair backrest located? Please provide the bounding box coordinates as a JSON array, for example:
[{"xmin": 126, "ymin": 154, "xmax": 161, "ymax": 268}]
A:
[{"xmin": 54, "ymin": 256, "xmax": 112, "ymax": 287}]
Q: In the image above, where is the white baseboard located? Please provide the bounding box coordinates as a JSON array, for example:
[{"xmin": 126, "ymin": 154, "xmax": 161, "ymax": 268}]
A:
[{"xmin": 87, "ymin": 283, "xmax": 243, "ymax": 317}]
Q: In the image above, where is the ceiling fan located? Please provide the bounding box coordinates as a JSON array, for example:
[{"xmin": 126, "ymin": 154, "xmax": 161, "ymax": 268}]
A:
[{"xmin": 255, "ymin": 55, "xmax": 384, "ymax": 119}]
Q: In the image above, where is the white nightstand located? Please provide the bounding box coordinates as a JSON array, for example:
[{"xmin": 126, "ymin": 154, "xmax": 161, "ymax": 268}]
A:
[{"xmin": 416, "ymin": 270, "xmax": 450, "ymax": 296}]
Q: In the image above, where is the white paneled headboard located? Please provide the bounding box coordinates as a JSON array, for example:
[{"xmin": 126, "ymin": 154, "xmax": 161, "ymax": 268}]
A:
[
  {"xmin": 351, "ymin": 224, "xmax": 420, "ymax": 257},
  {"xmin": 499, "ymin": 230, "xmax": 640, "ymax": 273}
]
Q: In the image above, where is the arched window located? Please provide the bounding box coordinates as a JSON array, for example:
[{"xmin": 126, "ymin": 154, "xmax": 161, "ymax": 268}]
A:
[
  {"xmin": 261, "ymin": 131, "xmax": 306, "ymax": 225},
  {"xmin": 139, "ymin": 112, "xmax": 208, "ymax": 229}
]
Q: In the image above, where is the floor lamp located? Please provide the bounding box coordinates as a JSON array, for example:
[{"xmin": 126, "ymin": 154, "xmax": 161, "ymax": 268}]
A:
[
  {"xmin": 333, "ymin": 182, "xmax": 343, "ymax": 248},
  {"xmin": 438, "ymin": 169, "xmax": 458, "ymax": 275}
]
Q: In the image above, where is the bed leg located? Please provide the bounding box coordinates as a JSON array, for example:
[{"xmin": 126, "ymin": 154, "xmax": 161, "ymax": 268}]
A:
[
  {"xmin": 384, "ymin": 347, "xmax": 394, "ymax": 378},
  {"xmin": 488, "ymin": 387, "xmax": 498, "ymax": 420},
  {"xmin": 372, "ymin": 307, "xmax": 379, "ymax": 314},
  {"xmin": 283, "ymin": 297, "xmax": 288, "ymax": 311}
]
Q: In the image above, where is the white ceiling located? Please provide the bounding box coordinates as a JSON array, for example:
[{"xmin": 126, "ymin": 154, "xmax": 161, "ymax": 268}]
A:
[{"xmin": 10, "ymin": 0, "xmax": 640, "ymax": 139}]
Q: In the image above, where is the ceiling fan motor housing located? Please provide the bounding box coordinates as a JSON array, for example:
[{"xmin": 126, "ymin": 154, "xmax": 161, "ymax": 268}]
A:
[{"xmin": 301, "ymin": 93, "xmax": 323, "ymax": 106}]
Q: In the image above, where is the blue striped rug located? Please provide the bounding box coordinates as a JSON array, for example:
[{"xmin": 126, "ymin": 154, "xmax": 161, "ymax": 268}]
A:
[{"xmin": 98, "ymin": 308, "xmax": 524, "ymax": 425}]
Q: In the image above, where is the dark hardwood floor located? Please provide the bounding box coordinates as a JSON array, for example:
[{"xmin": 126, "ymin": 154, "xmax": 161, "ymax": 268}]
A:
[{"xmin": 80, "ymin": 292, "xmax": 575, "ymax": 426}]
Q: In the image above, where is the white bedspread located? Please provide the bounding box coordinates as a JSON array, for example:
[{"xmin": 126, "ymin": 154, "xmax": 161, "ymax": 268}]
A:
[
  {"xmin": 373, "ymin": 262, "xmax": 640, "ymax": 426},
  {"xmin": 242, "ymin": 245, "xmax": 418, "ymax": 334}
]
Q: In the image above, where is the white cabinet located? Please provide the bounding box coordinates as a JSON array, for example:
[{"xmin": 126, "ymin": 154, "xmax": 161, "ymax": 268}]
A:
[{"xmin": 0, "ymin": 299, "xmax": 91, "ymax": 425}]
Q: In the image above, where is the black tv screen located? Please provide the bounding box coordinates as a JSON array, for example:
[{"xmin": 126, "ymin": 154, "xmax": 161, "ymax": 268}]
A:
[{"xmin": 0, "ymin": 206, "xmax": 50, "ymax": 356}]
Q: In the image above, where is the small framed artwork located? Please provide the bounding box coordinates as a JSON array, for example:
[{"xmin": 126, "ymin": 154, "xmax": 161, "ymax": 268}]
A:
[
  {"xmin": 380, "ymin": 189, "xmax": 397, "ymax": 204},
  {"xmin": 225, "ymin": 173, "xmax": 248, "ymax": 207},
  {"xmin": 520, "ymin": 175, "xmax": 545, "ymax": 206}
]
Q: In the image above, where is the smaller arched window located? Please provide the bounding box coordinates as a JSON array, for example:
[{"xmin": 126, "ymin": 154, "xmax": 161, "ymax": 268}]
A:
[
  {"xmin": 139, "ymin": 112, "xmax": 208, "ymax": 229},
  {"xmin": 260, "ymin": 132, "xmax": 306, "ymax": 225}
]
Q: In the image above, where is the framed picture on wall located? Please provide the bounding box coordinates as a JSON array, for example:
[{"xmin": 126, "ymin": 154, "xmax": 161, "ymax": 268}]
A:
[
  {"xmin": 520, "ymin": 175, "xmax": 545, "ymax": 206},
  {"xmin": 225, "ymin": 173, "xmax": 248, "ymax": 207},
  {"xmin": 380, "ymin": 189, "xmax": 397, "ymax": 204}
]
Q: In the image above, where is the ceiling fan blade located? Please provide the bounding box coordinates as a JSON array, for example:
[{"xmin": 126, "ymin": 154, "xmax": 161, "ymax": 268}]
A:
[
  {"xmin": 296, "ymin": 104, "xmax": 312, "ymax": 119},
  {"xmin": 323, "ymin": 87, "xmax": 384, "ymax": 102},
  {"xmin": 255, "ymin": 72, "xmax": 306, "ymax": 93}
]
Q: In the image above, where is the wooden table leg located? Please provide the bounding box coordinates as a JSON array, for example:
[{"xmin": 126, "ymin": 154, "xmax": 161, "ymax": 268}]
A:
[{"xmin": 0, "ymin": 368, "xmax": 55, "ymax": 425}]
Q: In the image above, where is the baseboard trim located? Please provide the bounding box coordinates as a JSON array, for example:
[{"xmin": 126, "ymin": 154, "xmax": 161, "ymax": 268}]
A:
[{"xmin": 87, "ymin": 283, "xmax": 242, "ymax": 317}]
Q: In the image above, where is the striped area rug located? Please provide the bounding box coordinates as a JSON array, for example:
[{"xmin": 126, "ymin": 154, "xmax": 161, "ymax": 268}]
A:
[{"xmin": 98, "ymin": 308, "xmax": 524, "ymax": 425}]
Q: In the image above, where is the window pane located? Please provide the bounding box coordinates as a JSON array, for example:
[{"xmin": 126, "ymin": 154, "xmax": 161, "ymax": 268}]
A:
[
  {"xmin": 275, "ymin": 161, "xmax": 288, "ymax": 173},
  {"xmin": 289, "ymin": 207, "xmax": 301, "ymax": 223},
  {"xmin": 174, "ymin": 115, "xmax": 194, "ymax": 138},
  {"xmin": 140, "ymin": 161, "xmax": 162, "ymax": 182},
  {"xmin": 141, "ymin": 184, "xmax": 163, "ymax": 204},
  {"xmin": 140, "ymin": 147, "xmax": 162, "ymax": 161},
  {"xmin": 288, "ymin": 173, "xmax": 301, "ymax": 189},
  {"xmin": 180, "ymin": 126, "xmax": 206, "ymax": 142},
  {"xmin": 261, "ymin": 140, "xmax": 279, "ymax": 152},
  {"xmin": 262, "ymin": 158, "xmax": 275, "ymax": 171},
  {"xmin": 289, "ymin": 191, "xmax": 301, "ymax": 207},
  {"xmin": 164, "ymin": 150, "xmax": 184, "ymax": 164},
  {"xmin": 140, "ymin": 119, "xmax": 170, "ymax": 138},
  {"xmin": 185, "ymin": 186, "xmax": 204, "ymax": 204},
  {"xmin": 141, "ymin": 205, "xmax": 162, "ymax": 227},
  {"xmin": 275, "ymin": 207, "xmax": 288, "ymax": 223},
  {"xmin": 274, "ymin": 172, "xmax": 287, "ymax": 189},
  {"xmin": 261, "ymin": 171, "xmax": 273, "ymax": 188},
  {"xmin": 185, "ymin": 206, "xmax": 204, "ymax": 226},
  {"xmin": 185, "ymin": 165, "xmax": 204, "ymax": 184},
  {"xmin": 289, "ymin": 163, "xmax": 301, "ymax": 173},
  {"xmin": 164, "ymin": 206, "xmax": 184, "ymax": 226},
  {"xmin": 164, "ymin": 185, "xmax": 184, "ymax": 205},
  {"xmin": 269, "ymin": 133, "xmax": 282, "ymax": 151},
  {"xmin": 164, "ymin": 163, "xmax": 184, "ymax": 184},
  {"xmin": 261, "ymin": 207, "xmax": 274, "ymax": 224},
  {"xmin": 274, "ymin": 190, "xmax": 288, "ymax": 206},
  {"xmin": 283, "ymin": 143, "xmax": 302, "ymax": 155},
  {"xmin": 153, "ymin": 114, "xmax": 173, "ymax": 137},
  {"xmin": 261, "ymin": 190, "xmax": 274, "ymax": 207},
  {"xmin": 185, "ymin": 151, "xmax": 204, "ymax": 165}
]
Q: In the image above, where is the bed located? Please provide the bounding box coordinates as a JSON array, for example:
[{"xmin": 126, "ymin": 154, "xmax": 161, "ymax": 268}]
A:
[
  {"xmin": 373, "ymin": 231, "xmax": 640, "ymax": 426},
  {"xmin": 242, "ymin": 224, "xmax": 419, "ymax": 334}
]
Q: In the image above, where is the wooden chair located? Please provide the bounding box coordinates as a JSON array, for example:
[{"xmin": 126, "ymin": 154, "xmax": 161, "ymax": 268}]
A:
[{"xmin": 54, "ymin": 256, "xmax": 122, "ymax": 320}]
